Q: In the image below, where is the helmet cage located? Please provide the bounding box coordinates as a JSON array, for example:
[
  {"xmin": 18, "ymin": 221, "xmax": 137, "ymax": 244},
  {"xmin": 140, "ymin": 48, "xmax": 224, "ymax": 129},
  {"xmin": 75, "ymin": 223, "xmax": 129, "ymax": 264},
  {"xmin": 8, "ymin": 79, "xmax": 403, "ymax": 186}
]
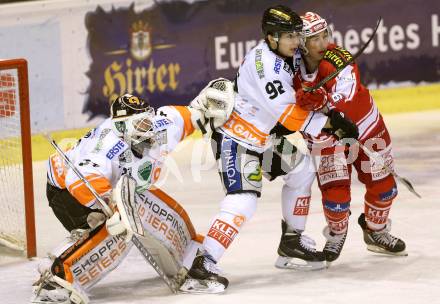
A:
[{"xmin": 112, "ymin": 109, "xmax": 156, "ymax": 147}]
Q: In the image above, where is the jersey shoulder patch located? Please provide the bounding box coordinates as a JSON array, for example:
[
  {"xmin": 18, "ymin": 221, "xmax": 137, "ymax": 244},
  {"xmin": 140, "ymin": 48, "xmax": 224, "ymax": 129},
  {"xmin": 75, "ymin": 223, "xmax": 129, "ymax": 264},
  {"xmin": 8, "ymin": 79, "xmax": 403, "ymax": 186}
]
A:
[{"xmin": 323, "ymin": 45, "xmax": 353, "ymax": 69}]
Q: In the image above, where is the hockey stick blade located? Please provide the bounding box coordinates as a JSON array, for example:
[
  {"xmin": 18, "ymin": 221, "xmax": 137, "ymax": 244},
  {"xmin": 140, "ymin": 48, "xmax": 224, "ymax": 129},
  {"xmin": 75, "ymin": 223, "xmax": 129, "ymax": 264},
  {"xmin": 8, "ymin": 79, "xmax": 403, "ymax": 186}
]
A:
[
  {"xmin": 358, "ymin": 143, "xmax": 421, "ymax": 198},
  {"xmin": 44, "ymin": 133, "xmax": 179, "ymax": 293},
  {"xmin": 303, "ymin": 17, "xmax": 382, "ymax": 93}
]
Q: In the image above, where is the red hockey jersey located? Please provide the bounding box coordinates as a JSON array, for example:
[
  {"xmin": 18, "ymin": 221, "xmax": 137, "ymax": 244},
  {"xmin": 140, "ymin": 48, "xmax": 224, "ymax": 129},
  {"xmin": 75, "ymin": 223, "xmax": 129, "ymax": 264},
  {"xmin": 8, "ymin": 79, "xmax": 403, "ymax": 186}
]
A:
[{"xmin": 293, "ymin": 44, "xmax": 385, "ymax": 145}]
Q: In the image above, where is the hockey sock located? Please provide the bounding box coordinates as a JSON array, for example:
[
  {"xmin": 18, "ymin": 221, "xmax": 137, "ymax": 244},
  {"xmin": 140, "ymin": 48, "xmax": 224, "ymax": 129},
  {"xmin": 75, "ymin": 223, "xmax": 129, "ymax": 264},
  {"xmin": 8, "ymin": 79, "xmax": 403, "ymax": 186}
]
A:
[{"xmin": 203, "ymin": 193, "xmax": 257, "ymax": 261}]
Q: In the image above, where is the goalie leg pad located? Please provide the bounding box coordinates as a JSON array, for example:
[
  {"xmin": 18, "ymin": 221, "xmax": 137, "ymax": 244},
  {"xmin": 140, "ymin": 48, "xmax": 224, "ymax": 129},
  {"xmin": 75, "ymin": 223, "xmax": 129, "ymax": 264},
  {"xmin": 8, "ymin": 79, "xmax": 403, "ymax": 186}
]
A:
[{"xmin": 38, "ymin": 224, "xmax": 132, "ymax": 294}]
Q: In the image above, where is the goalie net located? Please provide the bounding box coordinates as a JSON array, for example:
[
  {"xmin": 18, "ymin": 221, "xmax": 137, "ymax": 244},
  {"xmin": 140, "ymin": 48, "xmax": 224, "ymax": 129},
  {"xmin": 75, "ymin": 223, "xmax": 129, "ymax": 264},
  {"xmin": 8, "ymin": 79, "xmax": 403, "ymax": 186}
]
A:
[{"xmin": 0, "ymin": 59, "xmax": 36, "ymax": 258}]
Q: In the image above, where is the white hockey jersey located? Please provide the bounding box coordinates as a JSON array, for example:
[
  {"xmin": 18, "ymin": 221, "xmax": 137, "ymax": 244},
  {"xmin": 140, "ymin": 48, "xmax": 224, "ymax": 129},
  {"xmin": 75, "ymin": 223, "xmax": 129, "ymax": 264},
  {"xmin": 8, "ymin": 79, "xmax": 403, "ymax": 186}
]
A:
[
  {"xmin": 219, "ymin": 41, "xmax": 328, "ymax": 152},
  {"xmin": 47, "ymin": 105, "xmax": 194, "ymax": 209}
]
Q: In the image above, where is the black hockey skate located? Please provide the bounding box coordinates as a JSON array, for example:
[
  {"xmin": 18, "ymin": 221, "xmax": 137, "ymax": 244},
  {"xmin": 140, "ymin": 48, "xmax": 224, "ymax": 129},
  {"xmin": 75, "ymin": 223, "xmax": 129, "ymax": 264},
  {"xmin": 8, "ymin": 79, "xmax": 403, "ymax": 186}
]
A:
[
  {"xmin": 275, "ymin": 220, "xmax": 326, "ymax": 270},
  {"xmin": 358, "ymin": 213, "xmax": 407, "ymax": 256},
  {"xmin": 179, "ymin": 250, "xmax": 229, "ymax": 294},
  {"xmin": 323, "ymin": 226, "xmax": 348, "ymax": 264}
]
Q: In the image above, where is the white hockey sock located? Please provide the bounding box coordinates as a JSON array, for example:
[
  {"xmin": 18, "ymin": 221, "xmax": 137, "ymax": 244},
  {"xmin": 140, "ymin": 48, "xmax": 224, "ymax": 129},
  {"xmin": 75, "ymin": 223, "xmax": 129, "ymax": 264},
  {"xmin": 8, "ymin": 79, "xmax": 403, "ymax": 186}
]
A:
[
  {"xmin": 281, "ymin": 153, "xmax": 315, "ymax": 232},
  {"xmin": 203, "ymin": 193, "xmax": 257, "ymax": 261},
  {"xmin": 281, "ymin": 184, "xmax": 311, "ymax": 232}
]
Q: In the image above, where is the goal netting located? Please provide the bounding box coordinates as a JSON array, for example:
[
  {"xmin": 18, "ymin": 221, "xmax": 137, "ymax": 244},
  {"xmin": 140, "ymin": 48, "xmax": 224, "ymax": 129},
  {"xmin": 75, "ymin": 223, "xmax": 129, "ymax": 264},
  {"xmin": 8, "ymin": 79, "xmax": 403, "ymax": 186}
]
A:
[{"xmin": 0, "ymin": 59, "xmax": 36, "ymax": 258}]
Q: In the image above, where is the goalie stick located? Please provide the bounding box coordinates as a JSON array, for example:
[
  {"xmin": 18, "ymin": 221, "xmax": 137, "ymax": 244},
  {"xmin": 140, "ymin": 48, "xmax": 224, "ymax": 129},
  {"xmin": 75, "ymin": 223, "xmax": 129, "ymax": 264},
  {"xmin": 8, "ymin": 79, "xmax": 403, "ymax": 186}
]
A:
[
  {"xmin": 303, "ymin": 17, "xmax": 382, "ymax": 93},
  {"xmin": 44, "ymin": 134, "xmax": 179, "ymax": 293}
]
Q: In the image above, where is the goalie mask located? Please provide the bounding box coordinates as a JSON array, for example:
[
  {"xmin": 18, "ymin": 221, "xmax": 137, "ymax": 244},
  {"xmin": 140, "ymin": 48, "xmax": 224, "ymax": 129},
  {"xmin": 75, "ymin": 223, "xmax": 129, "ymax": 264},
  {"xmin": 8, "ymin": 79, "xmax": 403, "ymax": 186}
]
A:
[
  {"xmin": 300, "ymin": 12, "xmax": 332, "ymax": 54},
  {"xmin": 110, "ymin": 94, "xmax": 155, "ymax": 151}
]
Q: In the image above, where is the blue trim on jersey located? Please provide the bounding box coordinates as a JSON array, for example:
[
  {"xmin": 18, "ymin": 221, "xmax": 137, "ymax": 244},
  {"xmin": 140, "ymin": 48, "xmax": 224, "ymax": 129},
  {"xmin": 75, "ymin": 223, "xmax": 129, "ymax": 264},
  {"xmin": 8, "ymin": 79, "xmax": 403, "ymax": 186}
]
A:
[
  {"xmin": 379, "ymin": 184, "xmax": 398, "ymax": 201},
  {"xmin": 220, "ymin": 134, "xmax": 242, "ymax": 193},
  {"xmin": 324, "ymin": 200, "xmax": 350, "ymax": 213}
]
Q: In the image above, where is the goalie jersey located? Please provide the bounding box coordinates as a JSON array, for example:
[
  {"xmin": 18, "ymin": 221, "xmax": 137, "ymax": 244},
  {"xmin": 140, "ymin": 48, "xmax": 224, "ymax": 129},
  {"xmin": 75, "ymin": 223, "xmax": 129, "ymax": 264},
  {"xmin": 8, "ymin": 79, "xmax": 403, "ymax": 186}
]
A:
[
  {"xmin": 219, "ymin": 40, "xmax": 328, "ymax": 152},
  {"xmin": 47, "ymin": 105, "xmax": 195, "ymax": 208}
]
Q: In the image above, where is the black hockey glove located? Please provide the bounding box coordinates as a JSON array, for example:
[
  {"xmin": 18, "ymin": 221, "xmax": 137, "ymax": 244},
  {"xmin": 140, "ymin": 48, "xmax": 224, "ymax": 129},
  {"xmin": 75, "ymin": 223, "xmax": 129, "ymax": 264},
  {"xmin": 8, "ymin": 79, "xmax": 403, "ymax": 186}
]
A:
[{"xmin": 324, "ymin": 110, "xmax": 359, "ymax": 140}]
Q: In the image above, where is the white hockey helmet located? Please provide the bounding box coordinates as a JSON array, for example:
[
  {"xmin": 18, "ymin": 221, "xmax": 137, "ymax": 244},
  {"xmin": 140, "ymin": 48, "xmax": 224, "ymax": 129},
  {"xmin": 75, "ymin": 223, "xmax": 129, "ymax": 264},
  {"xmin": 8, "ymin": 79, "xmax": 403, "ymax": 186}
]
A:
[
  {"xmin": 301, "ymin": 12, "xmax": 330, "ymax": 38},
  {"xmin": 110, "ymin": 94, "xmax": 155, "ymax": 148},
  {"xmin": 300, "ymin": 12, "xmax": 332, "ymax": 55}
]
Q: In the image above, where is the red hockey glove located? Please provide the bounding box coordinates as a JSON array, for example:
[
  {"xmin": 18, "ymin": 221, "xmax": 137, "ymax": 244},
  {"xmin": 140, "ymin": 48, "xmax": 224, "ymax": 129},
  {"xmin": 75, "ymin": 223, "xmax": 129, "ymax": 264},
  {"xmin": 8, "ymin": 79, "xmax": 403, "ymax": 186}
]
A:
[{"xmin": 296, "ymin": 87, "xmax": 328, "ymax": 111}]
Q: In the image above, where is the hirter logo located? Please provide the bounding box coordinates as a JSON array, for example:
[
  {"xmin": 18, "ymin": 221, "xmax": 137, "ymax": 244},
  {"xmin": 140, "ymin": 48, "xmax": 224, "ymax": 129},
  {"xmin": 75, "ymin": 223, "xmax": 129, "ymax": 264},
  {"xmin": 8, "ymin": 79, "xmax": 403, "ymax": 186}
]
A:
[
  {"xmin": 207, "ymin": 219, "xmax": 238, "ymax": 249},
  {"xmin": 293, "ymin": 196, "xmax": 311, "ymax": 216}
]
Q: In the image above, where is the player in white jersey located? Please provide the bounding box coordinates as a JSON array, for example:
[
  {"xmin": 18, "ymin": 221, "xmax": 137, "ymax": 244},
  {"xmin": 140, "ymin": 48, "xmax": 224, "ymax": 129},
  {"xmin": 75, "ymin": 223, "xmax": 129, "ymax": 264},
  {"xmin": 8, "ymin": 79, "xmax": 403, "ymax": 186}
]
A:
[
  {"xmin": 32, "ymin": 80, "xmax": 235, "ymax": 304},
  {"xmin": 180, "ymin": 5, "xmax": 360, "ymax": 294}
]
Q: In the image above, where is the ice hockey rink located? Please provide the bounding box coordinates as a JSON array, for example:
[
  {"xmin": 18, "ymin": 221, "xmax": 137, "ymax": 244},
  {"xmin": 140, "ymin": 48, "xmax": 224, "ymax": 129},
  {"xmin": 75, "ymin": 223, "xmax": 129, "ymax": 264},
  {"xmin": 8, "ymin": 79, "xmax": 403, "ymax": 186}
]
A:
[{"xmin": 1, "ymin": 110, "xmax": 439, "ymax": 304}]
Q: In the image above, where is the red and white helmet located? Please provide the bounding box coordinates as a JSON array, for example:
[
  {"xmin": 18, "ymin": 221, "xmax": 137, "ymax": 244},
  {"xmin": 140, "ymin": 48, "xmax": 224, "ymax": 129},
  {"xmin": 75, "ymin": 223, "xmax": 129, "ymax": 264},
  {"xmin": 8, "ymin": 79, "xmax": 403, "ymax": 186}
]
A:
[{"xmin": 301, "ymin": 12, "xmax": 329, "ymax": 38}]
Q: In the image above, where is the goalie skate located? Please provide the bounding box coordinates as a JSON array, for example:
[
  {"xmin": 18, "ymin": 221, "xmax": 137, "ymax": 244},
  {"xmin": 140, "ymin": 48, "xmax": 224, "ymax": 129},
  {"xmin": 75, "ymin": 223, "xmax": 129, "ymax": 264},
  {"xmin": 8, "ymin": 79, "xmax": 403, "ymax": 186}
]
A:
[
  {"xmin": 179, "ymin": 250, "xmax": 228, "ymax": 294},
  {"xmin": 358, "ymin": 213, "xmax": 407, "ymax": 256},
  {"xmin": 275, "ymin": 220, "xmax": 326, "ymax": 271},
  {"xmin": 31, "ymin": 269, "xmax": 88, "ymax": 304}
]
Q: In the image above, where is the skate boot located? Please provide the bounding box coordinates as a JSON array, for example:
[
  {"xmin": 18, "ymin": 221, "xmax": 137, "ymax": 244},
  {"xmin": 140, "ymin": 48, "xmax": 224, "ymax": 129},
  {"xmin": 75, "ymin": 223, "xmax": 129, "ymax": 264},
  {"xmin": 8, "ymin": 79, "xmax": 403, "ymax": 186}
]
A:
[
  {"xmin": 323, "ymin": 226, "xmax": 348, "ymax": 264},
  {"xmin": 358, "ymin": 213, "xmax": 407, "ymax": 256},
  {"xmin": 31, "ymin": 269, "xmax": 88, "ymax": 304},
  {"xmin": 275, "ymin": 220, "xmax": 326, "ymax": 270},
  {"xmin": 179, "ymin": 249, "xmax": 229, "ymax": 294}
]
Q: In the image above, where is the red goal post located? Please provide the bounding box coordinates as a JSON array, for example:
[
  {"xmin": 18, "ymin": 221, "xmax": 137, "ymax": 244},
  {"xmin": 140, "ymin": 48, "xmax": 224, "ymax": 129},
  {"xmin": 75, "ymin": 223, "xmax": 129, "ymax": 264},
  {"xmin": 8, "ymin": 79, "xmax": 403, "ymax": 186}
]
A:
[{"xmin": 0, "ymin": 58, "xmax": 36, "ymax": 258}]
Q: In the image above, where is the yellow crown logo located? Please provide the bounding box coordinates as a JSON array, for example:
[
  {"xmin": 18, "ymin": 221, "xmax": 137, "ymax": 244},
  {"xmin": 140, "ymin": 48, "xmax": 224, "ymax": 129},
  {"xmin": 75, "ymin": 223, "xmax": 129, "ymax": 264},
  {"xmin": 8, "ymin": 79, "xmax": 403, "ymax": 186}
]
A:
[{"xmin": 130, "ymin": 20, "xmax": 150, "ymax": 33}]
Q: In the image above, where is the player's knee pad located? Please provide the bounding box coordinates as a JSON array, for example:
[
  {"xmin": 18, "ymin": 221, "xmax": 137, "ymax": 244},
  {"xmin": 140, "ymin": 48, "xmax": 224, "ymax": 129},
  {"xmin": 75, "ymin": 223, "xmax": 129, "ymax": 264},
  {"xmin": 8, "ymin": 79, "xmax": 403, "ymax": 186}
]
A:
[
  {"xmin": 282, "ymin": 153, "xmax": 315, "ymax": 192},
  {"xmin": 322, "ymin": 186, "xmax": 351, "ymax": 234},
  {"xmin": 220, "ymin": 192, "xmax": 258, "ymax": 222},
  {"xmin": 212, "ymin": 131, "xmax": 263, "ymax": 197},
  {"xmin": 203, "ymin": 193, "xmax": 257, "ymax": 261},
  {"xmin": 47, "ymin": 224, "xmax": 132, "ymax": 291},
  {"xmin": 364, "ymin": 176, "xmax": 398, "ymax": 230},
  {"xmin": 365, "ymin": 175, "xmax": 398, "ymax": 204}
]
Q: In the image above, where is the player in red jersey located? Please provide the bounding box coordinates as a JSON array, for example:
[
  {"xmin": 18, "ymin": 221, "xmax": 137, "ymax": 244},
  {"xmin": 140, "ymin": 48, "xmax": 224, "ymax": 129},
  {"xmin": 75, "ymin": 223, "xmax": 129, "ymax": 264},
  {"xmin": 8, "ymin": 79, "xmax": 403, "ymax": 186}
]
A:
[{"xmin": 293, "ymin": 12, "xmax": 407, "ymax": 262}]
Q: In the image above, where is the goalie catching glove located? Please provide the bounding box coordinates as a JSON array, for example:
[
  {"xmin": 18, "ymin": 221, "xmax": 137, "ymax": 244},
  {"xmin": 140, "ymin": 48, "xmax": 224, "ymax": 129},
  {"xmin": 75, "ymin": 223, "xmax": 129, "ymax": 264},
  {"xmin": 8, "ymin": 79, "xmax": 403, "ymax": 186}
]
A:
[{"xmin": 188, "ymin": 78, "xmax": 235, "ymax": 134}]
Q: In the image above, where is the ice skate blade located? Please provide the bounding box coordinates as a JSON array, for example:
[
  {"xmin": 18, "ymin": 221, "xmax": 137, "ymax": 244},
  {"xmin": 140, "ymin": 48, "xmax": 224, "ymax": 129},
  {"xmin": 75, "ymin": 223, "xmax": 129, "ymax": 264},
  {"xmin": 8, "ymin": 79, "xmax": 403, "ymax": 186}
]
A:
[
  {"xmin": 275, "ymin": 256, "xmax": 326, "ymax": 271},
  {"xmin": 367, "ymin": 245, "xmax": 408, "ymax": 256},
  {"xmin": 179, "ymin": 278, "xmax": 226, "ymax": 294},
  {"xmin": 31, "ymin": 299, "xmax": 70, "ymax": 304},
  {"xmin": 31, "ymin": 293, "xmax": 71, "ymax": 304}
]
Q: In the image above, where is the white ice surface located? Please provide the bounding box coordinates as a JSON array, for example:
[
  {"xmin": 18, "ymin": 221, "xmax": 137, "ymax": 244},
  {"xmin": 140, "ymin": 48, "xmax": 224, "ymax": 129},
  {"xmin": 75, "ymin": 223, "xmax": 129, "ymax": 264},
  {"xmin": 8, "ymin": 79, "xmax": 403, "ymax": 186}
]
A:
[{"xmin": 1, "ymin": 111, "xmax": 439, "ymax": 304}]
